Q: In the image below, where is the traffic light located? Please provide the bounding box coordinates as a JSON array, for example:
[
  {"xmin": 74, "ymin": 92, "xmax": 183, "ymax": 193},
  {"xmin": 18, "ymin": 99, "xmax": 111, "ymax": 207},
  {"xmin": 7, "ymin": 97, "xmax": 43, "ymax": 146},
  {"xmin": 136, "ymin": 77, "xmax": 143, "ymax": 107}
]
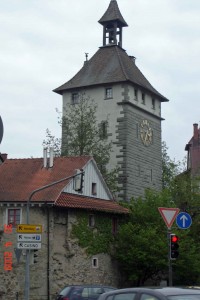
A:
[{"xmin": 170, "ymin": 234, "xmax": 179, "ymax": 260}]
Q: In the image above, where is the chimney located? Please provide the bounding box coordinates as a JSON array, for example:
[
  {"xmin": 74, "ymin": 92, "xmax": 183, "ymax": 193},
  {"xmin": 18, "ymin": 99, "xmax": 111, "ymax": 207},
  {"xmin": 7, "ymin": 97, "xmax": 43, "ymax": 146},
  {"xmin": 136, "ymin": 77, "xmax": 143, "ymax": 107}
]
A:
[
  {"xmin": 49, "ymin": 147, "xmax": 54, "ymax": 168},
  {"xmin": 0, "ymin": 153, "xmax": 7, "ymax": 162},
  {"xmin": 193, "ymin": 123, "xmax": 199, "ymax": 141},
  {"xmin": 43, "ymin": 147, "xmax": 48, "ymax": 168},
  {"xmin": 129, "ymin": 56, "xmax": 136, "ymax": 64}
]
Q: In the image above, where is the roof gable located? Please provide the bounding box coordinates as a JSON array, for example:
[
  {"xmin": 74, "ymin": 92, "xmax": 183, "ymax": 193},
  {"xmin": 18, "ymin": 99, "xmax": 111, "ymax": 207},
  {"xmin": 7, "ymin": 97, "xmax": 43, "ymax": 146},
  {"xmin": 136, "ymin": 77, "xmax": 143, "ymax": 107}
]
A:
[{"xmin": 63, "ymin": 158, "xmax": 113, "ymax": 200}]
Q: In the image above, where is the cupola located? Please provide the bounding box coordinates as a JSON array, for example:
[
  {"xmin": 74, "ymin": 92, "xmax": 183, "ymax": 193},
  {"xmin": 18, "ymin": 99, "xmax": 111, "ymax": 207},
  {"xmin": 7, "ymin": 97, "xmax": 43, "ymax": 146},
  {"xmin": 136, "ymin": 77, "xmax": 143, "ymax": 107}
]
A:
[{"xmin": 98, "ymin": 0, "xmax": 128, "ymax": 47}]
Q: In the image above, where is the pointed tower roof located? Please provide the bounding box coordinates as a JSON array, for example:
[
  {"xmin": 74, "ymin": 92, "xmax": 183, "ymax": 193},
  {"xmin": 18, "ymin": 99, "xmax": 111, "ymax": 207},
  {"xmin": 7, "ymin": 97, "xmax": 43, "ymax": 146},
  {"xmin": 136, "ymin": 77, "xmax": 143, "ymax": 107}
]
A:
[
  {"xmin": 53, "ymin": 46, "xmax": 168, "ymax": 102},
  {"xmin": 98, "ymin": 0, "xmax": 128, "ymax": 27},
  {"xmin": 53, "ymin": 0, "xmax": 169, "ymax": 102}
]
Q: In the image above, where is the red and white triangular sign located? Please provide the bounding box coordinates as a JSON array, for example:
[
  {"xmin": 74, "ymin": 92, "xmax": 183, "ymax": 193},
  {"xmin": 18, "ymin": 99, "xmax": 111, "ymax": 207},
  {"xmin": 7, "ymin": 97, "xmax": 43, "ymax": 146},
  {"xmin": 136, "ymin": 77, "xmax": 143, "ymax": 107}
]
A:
[{"xmin": 158, "ymin": 207, "xmax": 180, "ymax": 229}]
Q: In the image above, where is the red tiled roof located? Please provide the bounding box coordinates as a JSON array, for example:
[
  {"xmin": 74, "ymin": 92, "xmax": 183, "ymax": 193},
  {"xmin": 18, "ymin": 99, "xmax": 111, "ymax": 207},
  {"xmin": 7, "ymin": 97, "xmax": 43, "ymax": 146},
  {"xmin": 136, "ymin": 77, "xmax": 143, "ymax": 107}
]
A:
[
  {"xmin": 55, "ymin": 192, "xmax": 129, "ymax": 214},
  {"xmin": 0, "ymin": 156, "xmax": 92, "ymax": 202}
]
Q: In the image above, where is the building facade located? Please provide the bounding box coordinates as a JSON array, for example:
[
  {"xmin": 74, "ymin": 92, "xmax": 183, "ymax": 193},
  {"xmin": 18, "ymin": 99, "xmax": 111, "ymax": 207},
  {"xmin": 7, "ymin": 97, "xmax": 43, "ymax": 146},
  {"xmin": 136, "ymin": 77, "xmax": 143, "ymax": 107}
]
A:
[
  {"xmin": 185, "ymin": 123, "xmax": 200, "ymax": 175},
  {"xmin": 54, "ymin": 0, "xmax": 169, "ymax": 201},
  {"xmin": 0, "ymin": 153, "xmax": 128, "ymax": 300}
]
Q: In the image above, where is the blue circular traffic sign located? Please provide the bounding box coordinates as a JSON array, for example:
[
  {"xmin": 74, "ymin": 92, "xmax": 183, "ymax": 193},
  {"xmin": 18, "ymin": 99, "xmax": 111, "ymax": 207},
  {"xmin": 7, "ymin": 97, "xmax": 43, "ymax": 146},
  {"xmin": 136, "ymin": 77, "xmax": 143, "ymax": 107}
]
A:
[{"xmin": 176, "ymin": 212, "xmax": 192, "ymax": 229}]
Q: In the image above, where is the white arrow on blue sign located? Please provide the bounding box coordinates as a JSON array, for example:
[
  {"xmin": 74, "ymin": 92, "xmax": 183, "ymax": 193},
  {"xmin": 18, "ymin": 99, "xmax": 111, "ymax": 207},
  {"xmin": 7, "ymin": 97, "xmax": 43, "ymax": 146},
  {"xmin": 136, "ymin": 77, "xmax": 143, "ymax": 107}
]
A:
[{"xmin": 176, "ymin": 212, "xmax": 192, "ymax": 229}]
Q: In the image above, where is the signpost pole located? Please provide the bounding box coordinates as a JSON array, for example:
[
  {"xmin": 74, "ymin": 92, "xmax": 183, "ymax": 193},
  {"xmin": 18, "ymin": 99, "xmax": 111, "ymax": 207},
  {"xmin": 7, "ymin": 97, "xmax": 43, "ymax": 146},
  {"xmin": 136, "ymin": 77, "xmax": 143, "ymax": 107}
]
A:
[
  {"xmin": 168, "ymin": 229, "xmax": 173, "ymax": 286},
  {"xmin": 24, "ymin": 170, "xmax": 84, "ymax": 300}
]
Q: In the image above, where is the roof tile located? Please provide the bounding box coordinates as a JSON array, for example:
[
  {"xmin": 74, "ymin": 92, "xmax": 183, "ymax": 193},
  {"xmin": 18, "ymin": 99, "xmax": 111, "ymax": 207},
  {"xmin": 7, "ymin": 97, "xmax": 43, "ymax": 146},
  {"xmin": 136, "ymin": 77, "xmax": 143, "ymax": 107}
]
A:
[
  {"xmin": 54, "ymin": 46, "xmax": 168, "ymax": 102},
  {"xmin": 0, "ymin": 156, "xmax": 91, "ymax": 202},
  {"xmin": 55, "ymin": 192, "xmax": 129, "ymax": 214}
]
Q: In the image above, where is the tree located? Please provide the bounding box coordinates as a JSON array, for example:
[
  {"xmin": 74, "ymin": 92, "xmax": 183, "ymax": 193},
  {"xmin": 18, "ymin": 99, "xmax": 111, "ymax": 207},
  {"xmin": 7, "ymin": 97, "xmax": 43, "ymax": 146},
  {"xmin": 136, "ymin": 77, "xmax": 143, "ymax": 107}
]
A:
[
  {"xmin": 114, "ymin": 189, "xmax": 172, "ymax": 286},
  {"xmin": 162, "ymin": 141, "xmax": 184, "ymax": 189},
  {"xmin": 61, "ymin": 94, "xmax": 112, "ymax": 166},
  {"xmin": 43, "ymin": 94, "xmax": 119, "ymax": 193},
  {"xmin": 113, "ymin": 187, "xmax": 200, "ymax": 287}
]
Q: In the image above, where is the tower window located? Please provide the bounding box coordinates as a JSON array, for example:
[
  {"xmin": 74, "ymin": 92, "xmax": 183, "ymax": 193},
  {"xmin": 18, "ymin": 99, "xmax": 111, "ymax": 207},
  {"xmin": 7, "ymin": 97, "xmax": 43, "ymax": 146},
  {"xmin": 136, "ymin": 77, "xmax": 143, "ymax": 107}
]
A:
[
  {"xmin": 105, "ymin": 87, "xmax": 113, "ymax": 99},
  {"xmin": 71, "ymin": 92, "xmax": 79, "ymax": 104},
  {"xmin": 142, "ymin": 93, "xmax": 145, "ymax": 104},
  {"xmin": 152, "ymin": 98, "xmax": 155, "ymax": 109},
  {"xmin": 99, "ymin": 121, "xmax": 108, "ymax": 139},
  {"xmin": 92, "ymin": 182, "xmax": 97, "ymax": 195},
  {"xmin": 134, "ymin": 88, "xmax": 138, "ymax": 100}
]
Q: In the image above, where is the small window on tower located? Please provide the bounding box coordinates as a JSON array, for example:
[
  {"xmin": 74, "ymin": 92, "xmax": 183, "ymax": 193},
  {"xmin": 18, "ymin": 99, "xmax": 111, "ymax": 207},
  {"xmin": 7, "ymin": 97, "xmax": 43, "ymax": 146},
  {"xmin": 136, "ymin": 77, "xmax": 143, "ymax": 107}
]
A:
[
  {"xmin": 71, "ymin": 93, "xmax": 79, "ymax": 104},
  {"xmin": 142, "ymin": 93, "xmax": 145, "ymax": 104},
  {"xmin": 134, "ymin": 88, "xmax": 138, "ymax": 100},
  {"xmin": 100, "ymin": 121, "xmax": 108, "ymax": 139},
  {"xmin": 152, "ymin": 98, "xmax": 155, "ymax": 109},
  {"xmin": 105, "ymin": 87, "xmax": 113, "ymax": 99}
]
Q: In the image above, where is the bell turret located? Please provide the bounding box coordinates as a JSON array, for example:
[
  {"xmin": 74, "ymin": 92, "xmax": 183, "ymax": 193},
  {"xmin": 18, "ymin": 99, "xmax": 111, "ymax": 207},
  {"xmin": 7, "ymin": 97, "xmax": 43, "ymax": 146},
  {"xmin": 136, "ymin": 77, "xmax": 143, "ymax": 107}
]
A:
[{"xmin": 98, "ymin": 0, "xmax": 128, "ymax": 47}]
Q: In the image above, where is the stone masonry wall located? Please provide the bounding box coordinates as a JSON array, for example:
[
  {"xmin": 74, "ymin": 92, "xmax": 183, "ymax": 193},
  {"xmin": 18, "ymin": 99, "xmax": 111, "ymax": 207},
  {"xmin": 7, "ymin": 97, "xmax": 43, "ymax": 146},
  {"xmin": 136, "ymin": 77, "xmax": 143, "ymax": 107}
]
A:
[{"xmin": 0, "ymin": 206, "xmax": 120, "ymax": 300}]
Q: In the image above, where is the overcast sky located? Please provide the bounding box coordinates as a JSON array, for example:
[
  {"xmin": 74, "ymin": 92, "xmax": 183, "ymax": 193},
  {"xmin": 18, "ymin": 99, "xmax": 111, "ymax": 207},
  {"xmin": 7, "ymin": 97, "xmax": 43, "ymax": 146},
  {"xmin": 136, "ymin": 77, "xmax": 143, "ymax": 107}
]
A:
[{"xmin": 1, "ymin": 0, "xmax": 200, "ymax": 163}]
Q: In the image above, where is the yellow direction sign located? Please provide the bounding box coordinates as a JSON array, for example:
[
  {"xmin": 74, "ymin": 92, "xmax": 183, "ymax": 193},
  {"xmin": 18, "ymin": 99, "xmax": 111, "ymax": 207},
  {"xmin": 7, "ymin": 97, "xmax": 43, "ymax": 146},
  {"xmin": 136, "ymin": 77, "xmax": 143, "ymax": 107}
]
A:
[{"xmin": 17, "ymin": 224, "xmax": 42, "ymax": 233}]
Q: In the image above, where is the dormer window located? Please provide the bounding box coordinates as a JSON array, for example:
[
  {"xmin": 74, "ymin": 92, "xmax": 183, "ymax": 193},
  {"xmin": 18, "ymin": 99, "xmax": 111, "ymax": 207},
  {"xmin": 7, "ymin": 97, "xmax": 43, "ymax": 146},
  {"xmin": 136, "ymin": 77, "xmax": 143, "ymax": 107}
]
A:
[
  {"xmin": 105, "ymin": 87, "xmax": 113, "ymax": 99},
  {"xmin": 71, "ymin": 92, "xmax": 79, "ymax": 104}
]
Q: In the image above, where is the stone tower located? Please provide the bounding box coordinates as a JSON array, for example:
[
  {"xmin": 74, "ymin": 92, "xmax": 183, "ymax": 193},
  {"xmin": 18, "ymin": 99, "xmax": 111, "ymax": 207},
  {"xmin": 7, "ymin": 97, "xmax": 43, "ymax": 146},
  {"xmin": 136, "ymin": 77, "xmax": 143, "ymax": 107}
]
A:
[{"xmin": 54, "ymin": 0, "xmax": 169, "ymax": 201}]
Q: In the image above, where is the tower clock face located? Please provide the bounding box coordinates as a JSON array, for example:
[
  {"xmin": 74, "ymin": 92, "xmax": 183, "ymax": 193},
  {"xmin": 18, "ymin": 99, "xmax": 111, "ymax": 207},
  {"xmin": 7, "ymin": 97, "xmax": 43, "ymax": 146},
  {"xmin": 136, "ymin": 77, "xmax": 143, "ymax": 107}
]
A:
[{"xmin": 140, "ymin": 119, "xmax": 153, "ymax": 146}]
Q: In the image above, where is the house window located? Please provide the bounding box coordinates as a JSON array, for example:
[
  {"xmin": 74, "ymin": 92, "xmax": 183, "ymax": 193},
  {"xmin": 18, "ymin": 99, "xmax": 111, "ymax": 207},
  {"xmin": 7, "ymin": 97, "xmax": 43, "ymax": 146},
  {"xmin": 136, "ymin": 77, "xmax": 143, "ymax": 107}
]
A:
[
  {"xmin": 105, "ymin": 87, "xmax": 113, "ymax": 99},
  {"xmin": 71, "ymin": 92, "xmax": 79, "ymax": 104},
  {"xmin": 7, "ymin": 208, "xmax": 21, "ymax": 227},
  {"xmin": 134, "ymin": 88, "xmax": 138, "ymax": 100},
  {"xmin": 152, "ymin": 98, "xmax": 155, "ymax": 109},
  {"xmin": 142, "ymin": 93, "xmax": 145, "ymax": 104},
  {"xmin": 89, "ymin": 214, "xmax": 95, "ymax": 227},
  {"xmin": 92, "ymin": 257, "xmax": 98, "ymax": 268},
  {"xmin": 112, "ymin": 217, "xmax": 118, "ymax": 234},
  {"xmin": 92, "ymin": 182, "xmax": 97, "ymax": 195}
]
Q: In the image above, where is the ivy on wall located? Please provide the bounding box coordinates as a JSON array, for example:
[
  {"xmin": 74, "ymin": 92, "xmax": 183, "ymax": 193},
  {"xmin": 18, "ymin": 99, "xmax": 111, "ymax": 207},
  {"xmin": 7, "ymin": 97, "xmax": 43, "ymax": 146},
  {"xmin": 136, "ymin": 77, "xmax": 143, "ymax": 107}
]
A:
[{"xmin": 71, "ymin": 211, "xmax": 115, "ymax": 255}]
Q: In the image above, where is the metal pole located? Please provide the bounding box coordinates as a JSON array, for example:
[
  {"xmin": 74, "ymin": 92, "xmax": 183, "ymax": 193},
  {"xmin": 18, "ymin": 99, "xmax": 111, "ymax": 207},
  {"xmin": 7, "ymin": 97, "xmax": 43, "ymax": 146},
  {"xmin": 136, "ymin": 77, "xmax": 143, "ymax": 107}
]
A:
[
  {"xmin": 167, "ymin": 229, "xmax": 173, "ymax": 286},
  {"xmin": 24, "ymin": 170, "xmax": 84, "ymax": 300}
]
